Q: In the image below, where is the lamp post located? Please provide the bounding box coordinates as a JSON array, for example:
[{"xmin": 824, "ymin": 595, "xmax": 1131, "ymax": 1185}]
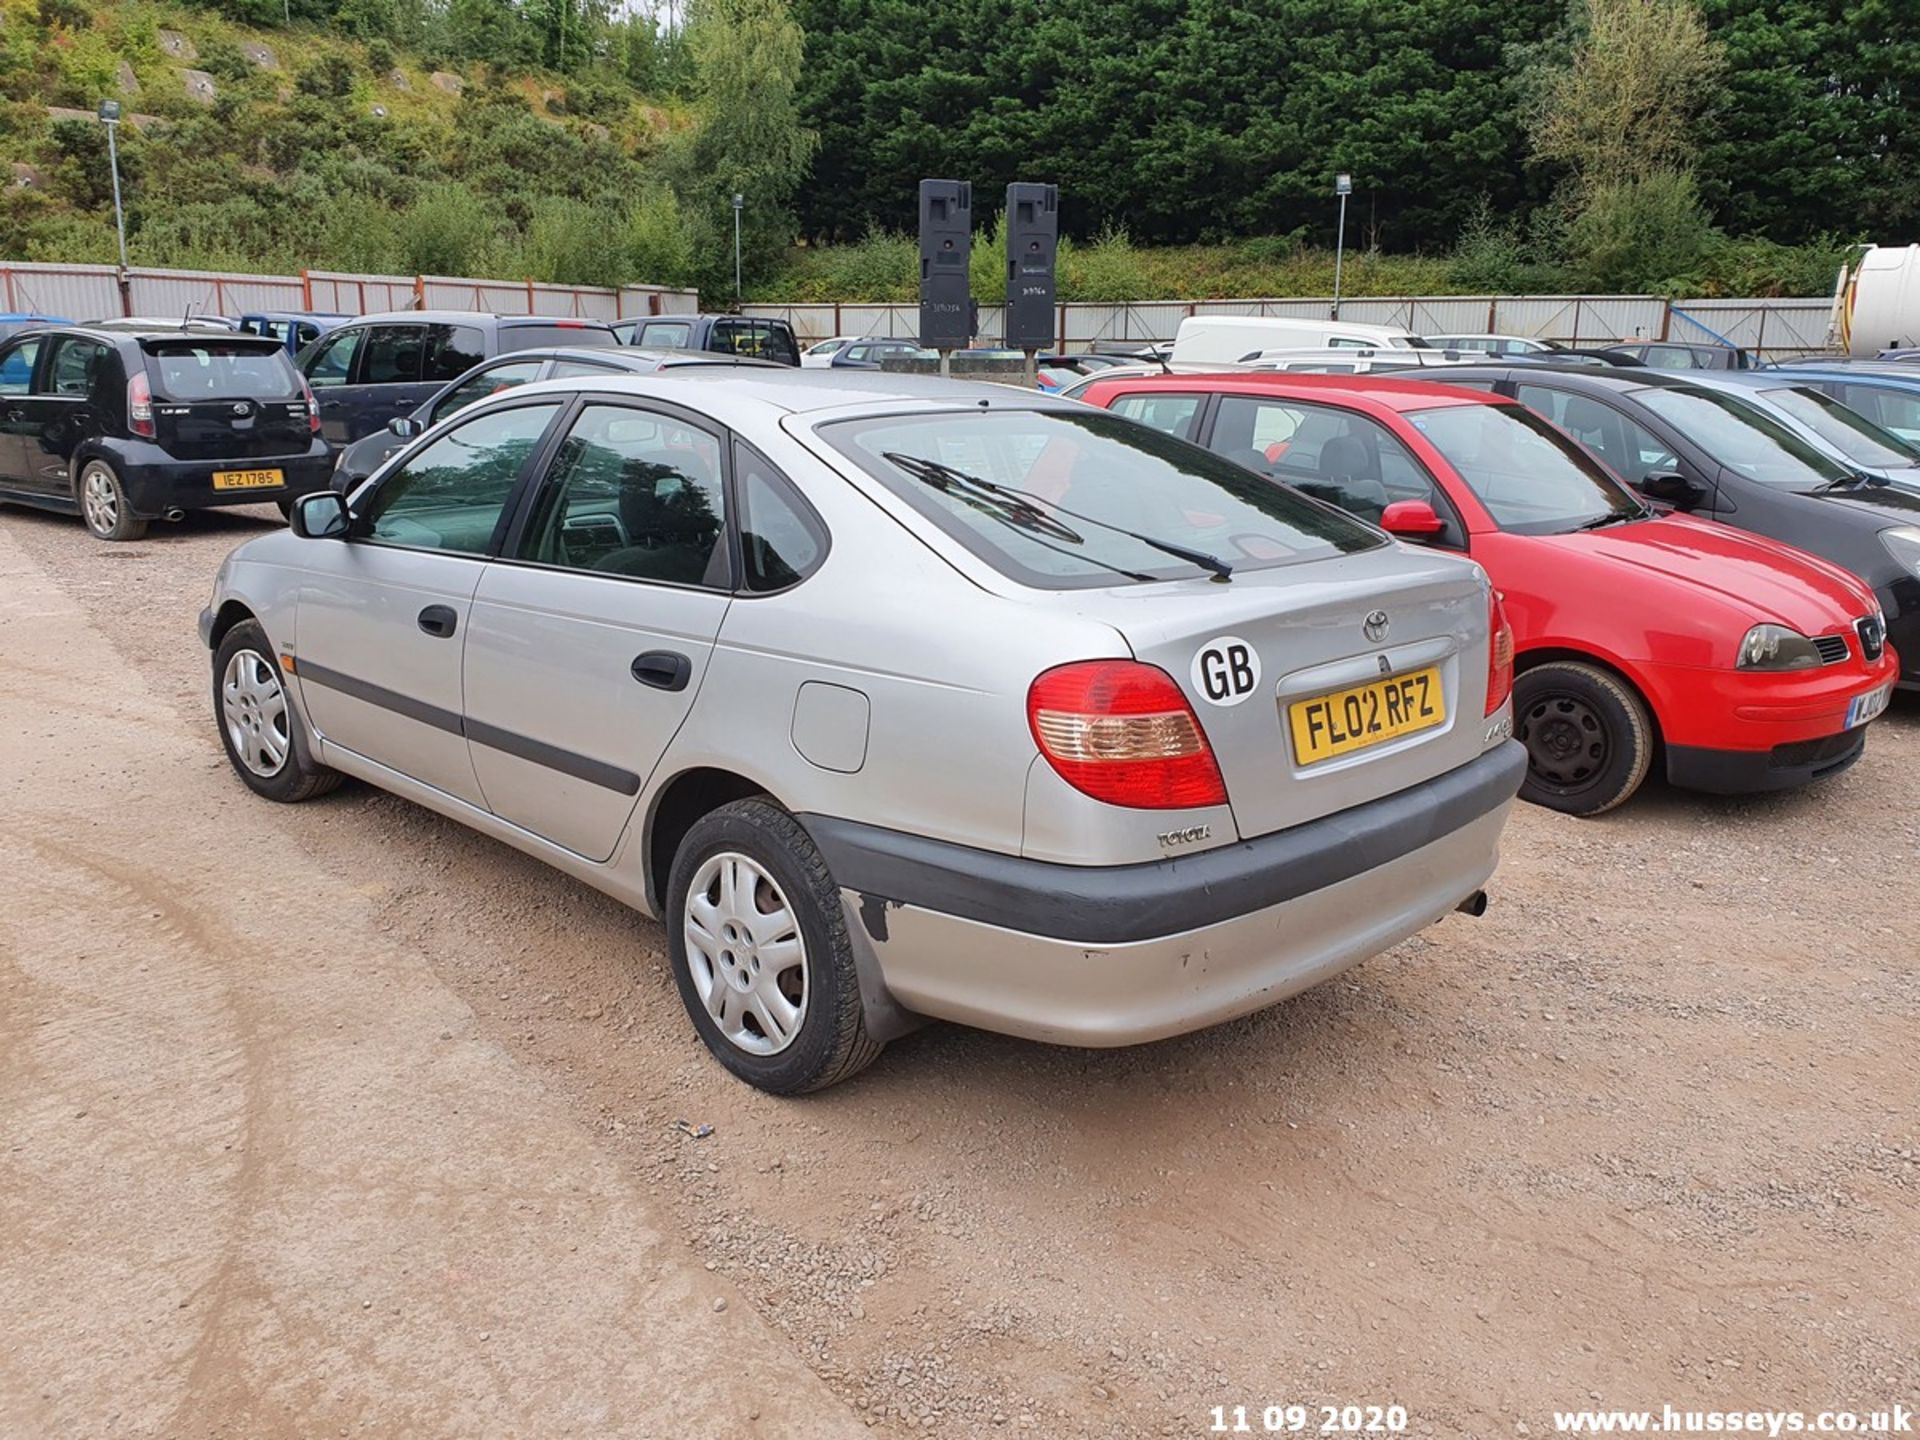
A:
[
  {"xmin": 97, "ymin": 99, "xmax": 129, "ymax": 272},
  {"xmin": 732, "ymin": 192, "xmax": 744, "ymax": 304},
  {"xmin": 1331, "ymin": 172, "xmax": 1352, "ymax": 320}
]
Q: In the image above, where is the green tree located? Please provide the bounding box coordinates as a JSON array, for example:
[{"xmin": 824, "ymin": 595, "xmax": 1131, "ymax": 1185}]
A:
[{"xmin": 667, "ymin": 0, "xmax": 817, "ymax": 293}]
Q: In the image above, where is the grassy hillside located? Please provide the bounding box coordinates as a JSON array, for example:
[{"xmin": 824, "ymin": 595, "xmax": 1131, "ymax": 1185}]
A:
[{"xmin": 0, "ymin": 0, "xmax": 695, "ymax": 285}]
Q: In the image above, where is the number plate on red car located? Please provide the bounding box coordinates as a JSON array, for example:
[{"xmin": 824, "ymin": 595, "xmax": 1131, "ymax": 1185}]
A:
[{"xmin": 1847, "ymin": 684, "xmax": 1891, "ymax": 730}]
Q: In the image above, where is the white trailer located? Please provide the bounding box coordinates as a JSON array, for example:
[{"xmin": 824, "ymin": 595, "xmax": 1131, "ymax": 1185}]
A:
[{"xmin": 1833, "ymin": 244, "xmax": 1920, "ymax": 356}]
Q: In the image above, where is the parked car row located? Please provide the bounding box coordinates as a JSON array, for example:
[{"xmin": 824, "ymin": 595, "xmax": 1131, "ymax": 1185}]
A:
[
  {"xmin": 1070, "ymin": 367, "xmax": 1907, "ymax": 817},
  {"xmin": 1, "ymin": 301, "xmax": 1903, "ymax": 1094}
]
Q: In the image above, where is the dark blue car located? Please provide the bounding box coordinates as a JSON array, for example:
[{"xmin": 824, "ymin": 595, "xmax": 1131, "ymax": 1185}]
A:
[
  {"xmin": 238, "ymin": 310, "xmax": 349, "ymax": 356},
  {"xmin": 297, "ymin": 310, "xmax": 619, "ymax": 445}
]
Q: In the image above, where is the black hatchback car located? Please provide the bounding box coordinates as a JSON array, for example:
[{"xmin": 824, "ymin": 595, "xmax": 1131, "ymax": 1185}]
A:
[
  {"xmin": 0, "ymin": 324, "xmax": 331, "ymax": 541},
  {"xmin": 329, "ymin": 346, "xmax": 782, "ymax": 491},
  {"xmin": 1416, "ymin": 365, "xmax": 1920, "ymax": 690},
  {"xmin": 298, "ymin": 311, "xmax": 619, "ymax": 446}
]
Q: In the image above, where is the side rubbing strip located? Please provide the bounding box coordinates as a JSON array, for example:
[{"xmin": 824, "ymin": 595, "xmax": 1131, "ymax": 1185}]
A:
[
  {"xmin": 463, "ymin": 718, "xmax": 642, "ymax": 796},
  {"xmin": 297, "ymin": 659, "xmax": 641, "ymax": 796},
  {"xmin": 296, "ymin": 658, "xmax": 463, "ymax": 736}
]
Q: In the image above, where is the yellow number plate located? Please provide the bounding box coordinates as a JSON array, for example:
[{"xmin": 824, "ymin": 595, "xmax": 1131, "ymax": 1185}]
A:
[
  {"xmin": 211, "ymin": 468, "xmax": 285, "ymax": 491},
  {"xmin": 1289, "ymin": 666, "xmax": 1446, "ymax": 765}
]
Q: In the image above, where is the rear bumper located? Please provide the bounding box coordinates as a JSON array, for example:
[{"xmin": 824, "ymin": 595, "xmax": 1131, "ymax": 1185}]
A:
[
  {"xmin": 803, "ymin": 741, "xmax": 1526, "ymax": 1047},
  {"xmin": 117, "ymin": 443, "xmax": 334, "ymax": 516}
]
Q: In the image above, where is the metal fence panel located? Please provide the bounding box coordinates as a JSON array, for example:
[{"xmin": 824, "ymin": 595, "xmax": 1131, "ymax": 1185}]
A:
[
  {"xmin": 304, "ymin": 270, "xmax": 418, "ymax": 314},
  {"xmin": 1672, "ymin": 299, "xmax": 1831, "ymax": 355},
  {"xmin": 0, "ymin": 263, "xmax": 119, "ymax": 320}
]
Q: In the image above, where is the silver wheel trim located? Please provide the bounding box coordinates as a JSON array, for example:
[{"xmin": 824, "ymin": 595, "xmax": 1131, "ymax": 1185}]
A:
[
  {"xmin": 81, "ymin": 466, "xmax": 119, "ymax": 534},
  {"xmin": 221, "ymin": 650, "xmax": 291, "ymax": 778},
  {"xmin": 683, "ymin": 851, "xmax": 809, "ymax": 1056}
]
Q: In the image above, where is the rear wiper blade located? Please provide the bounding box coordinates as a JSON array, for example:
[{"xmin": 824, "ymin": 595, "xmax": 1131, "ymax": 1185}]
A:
[
  {"xmin": 882, "ymin": 451, "xmax": 1233, "ymax": 581},
  {"xmin": 879, "ymin": 451, "xmax": 1155, "ymax": 582}
]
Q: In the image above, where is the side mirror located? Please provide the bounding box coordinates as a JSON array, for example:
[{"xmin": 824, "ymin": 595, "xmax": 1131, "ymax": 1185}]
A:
[
  {"xmin": 290, "ymin": 490, "xmax": 350, "ymax": 539},
  {"xmin": 1636, "ymin": 470, "xmax": 1707, "ymax": 511},
  {"xmin": 1380, "ymin": 499, "xmax": 1447, "ymax": 541},
  {"xmin": 387, "ymin": 415, "xmax": 421, "ymax": 439}
]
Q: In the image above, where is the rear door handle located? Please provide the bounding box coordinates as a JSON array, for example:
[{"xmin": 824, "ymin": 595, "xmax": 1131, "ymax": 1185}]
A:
[
  {"xmin": 417, "ymin": 605, "xmax": 458, "ymax": 638},
  {"xmin": 631, "ymin": 650, "xmax": 692, "ymax": 691}
]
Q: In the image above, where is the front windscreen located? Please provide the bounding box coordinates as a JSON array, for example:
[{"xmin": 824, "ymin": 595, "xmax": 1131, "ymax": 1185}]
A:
[
  {"xmin": 820, "ymin": 407, "xmax": 1383, "ymax": 590},
  {"xmin": 1404, "ymin": 402, "xmax": 1646, "ymax": 535},
  {"xmin": 1635, "ymin": 387, "xmax": 1850, "ymax": 487},
  {"xmin": 1755, "ymin": 385, "xmax": 1920, "ymax": 470},
  {"xmin": 146, "ymin": 343, "xmax": 298, "ymax": 399}
]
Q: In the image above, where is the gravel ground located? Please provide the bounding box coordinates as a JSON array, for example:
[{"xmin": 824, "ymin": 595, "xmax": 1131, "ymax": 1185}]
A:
[{"xmin": 6, "ymin": 502, "xmax": 1917, "ymax": 1437}]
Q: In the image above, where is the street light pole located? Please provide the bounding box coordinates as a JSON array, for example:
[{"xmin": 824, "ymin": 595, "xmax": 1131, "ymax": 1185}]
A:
[
  {"xmin": 1332, "ymin": 172, "xmax": 1352, "ymax": 320},
  {"xmin": 98, "ymin": 100, "xmax": 131, "ymax": 313},
  {"xmin": 732, "ymin": 192, "xmax": 744, "ymax": 304}
]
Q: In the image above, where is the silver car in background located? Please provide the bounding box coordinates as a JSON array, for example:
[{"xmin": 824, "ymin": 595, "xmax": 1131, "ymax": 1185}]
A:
[{"xmin": 199, "ymin": 371, "xmax": 1526, "ymax": 1093}]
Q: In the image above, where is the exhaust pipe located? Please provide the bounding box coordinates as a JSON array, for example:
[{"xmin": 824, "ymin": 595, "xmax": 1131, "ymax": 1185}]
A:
[
  {"xmin": 163, "ymin": 507, "xmax": 185, "ymax": 522},
  {"xmin": 1454, "ymin": 889, "xmax": 1489, "ymax": 918}
]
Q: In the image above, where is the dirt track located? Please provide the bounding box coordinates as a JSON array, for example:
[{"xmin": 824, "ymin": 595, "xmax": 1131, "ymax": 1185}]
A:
[{"xmin": 3, "ymin": 503, "xmax": 1917, "ymax": 1438}]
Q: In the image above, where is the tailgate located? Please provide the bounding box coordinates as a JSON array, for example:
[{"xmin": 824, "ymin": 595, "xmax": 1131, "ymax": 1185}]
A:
[
  {"xmin": 142, "ymin": 339, "xmax": 311, "ymax": 461},
  {"xmin": 1068, "ymin": 546, "xmax": 1493, "ymax": 838}
]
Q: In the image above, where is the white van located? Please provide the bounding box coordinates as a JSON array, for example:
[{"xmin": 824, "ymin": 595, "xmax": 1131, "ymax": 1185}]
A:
[{"xmin": 1171, "ymin": 315, "xmax": 1429, "ymax": 365}]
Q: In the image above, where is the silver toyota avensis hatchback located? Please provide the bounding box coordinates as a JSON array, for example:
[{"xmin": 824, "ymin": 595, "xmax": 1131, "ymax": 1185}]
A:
[{"xmin": 199, "ymin": 370, "xmax": 1527, "ymax": 1093}]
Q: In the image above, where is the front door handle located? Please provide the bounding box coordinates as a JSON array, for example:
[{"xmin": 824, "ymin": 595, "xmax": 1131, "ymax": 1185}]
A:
[
  {"xmin": 417, "ymin": 605, "xmax": 459, "ymax": 639},
  {"xmin": 631, "ymin": 650, "xmax": 692, "ymax": 691}
]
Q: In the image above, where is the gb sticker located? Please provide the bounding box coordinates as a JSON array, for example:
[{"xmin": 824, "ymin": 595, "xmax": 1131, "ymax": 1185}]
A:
[{"xmin": 1192, "ymin": 636, "xmax": 1260, "ymax": 706}]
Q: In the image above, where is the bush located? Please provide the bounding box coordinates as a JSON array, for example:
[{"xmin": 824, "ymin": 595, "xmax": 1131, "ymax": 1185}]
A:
[
  {"xmin": 393, "ymin": 181, "xmax": 497, "ymax": 275},
  {"xmin": 366, "ymin": 39, "xmax": 397, "ymax": 74},
  {"xmin": 295, "ymin": 53, "xmax": 357, "ymax": 100},
  {"xmin": 1563, "ymin": 171, "xmax": 1713, "ymax": 293},
  {"xmin": 522, "ymin": 195, "xmax": 628, "ymax": 285},
  {"xmin": 626, "ymin": 187, "xmax": 697, "ymax": 288},
  {"xmin": 197, "ymin": 35, "xmax": 253, "ymax": 84}
]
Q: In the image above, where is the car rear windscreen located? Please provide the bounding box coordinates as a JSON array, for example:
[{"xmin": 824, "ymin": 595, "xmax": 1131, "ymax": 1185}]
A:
[
  {"xmin": 146, "ymin": 343, "xmax": 299, "ymax": 399},
  {"xmin": 500, "ymin": 324, "xmax": 619, "ymax": 351}
]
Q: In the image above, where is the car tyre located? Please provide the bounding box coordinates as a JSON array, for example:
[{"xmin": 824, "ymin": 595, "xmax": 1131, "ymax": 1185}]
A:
[
  {"xmin": 76, "ymin": 459, "xmax": 148, "ymax": 542},
  {"xmin": 212, "ymin": 620, "xmax": 342, "ymax": 803},
  {"xmin": 666, "ymin": 798, "xmax": 882, "ymax": 1094},
  {"xmin": 1513, "ymin": 660, "xmax": 1652, "ymax": 817}
]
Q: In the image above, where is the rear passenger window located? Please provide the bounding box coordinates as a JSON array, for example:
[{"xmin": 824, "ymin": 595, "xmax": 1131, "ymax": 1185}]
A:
[
  {"xmin": 518, "ymin": 403, "xmax": 730, "ymax": 588},
  {"xmin": 423, "ymin": 324, "xmax": 486, "ymax": 383},
  {"xmin": 766, "ymin": 327, "xmax": 800, "ymax": 366},
  {"xmin": 736, "ymin": 443, "xmax": 826, "ymax": 591},
  {"xmin": 361, "ymin": 325, "xmax": 425, "ymax": 384},
  {"xmin": 362, "ymin": 402, "xmax": 562, "ymax": 555},
  {"xmin": 1107, "ymin": 392, "xmax": 1201, "ymax": 438},
  {"xmin": 44, "ymin": 337, "xmax": 110, "ymax": 398}
]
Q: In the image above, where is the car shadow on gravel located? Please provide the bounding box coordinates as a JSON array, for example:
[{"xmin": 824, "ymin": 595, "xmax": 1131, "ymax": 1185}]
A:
[{"xmin": 0, "ymin": 502, "xmax": 283, "ymax": 547}]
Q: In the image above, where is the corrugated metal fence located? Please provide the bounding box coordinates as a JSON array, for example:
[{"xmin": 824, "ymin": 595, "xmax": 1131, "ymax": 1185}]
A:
[
  {"xmin": 0, "ymin": 261, "xmax": 699, "ymax": 324},
  {"xmin": 743, "ymin": 294, "xmax": 1836, "ymax": 358}
]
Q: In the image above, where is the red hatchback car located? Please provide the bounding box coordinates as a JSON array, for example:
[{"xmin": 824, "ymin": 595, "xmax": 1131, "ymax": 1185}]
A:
[{"xmin": 1075, "ymin": 373, "xmax": 1898, "ymax": 815}]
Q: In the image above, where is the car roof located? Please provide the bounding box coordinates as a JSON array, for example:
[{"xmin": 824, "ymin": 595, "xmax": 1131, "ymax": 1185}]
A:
[
  {"xmin": 343, "ymin": 309, "xmax": 616, "ymax": 330},
  {"xmin": 494, "ymin": 368, "xmax": 1050, "ymax": 418},
  {"xmin": 243, "ymin": 310, "xmax": 350, "ymax": 321},
  {"xmin": 1397, "ymin": 364, "xmax": 1724, "ymax": 395},
  {"xmin": 1081, "ymin": 370, "xmax": 1504, "ymax": 412},
  {"xmin": 32, "ymin": 322, "xmax": 281, "ymax": 346},
  {"xmin": 1769, "ymin": 362, "xmax": 1920, "ymax": 386}
]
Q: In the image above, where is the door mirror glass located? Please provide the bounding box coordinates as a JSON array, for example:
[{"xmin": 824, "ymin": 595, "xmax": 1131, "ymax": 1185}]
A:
[
  {"xmin": 291, "ymin": 490, "xmax": 350, "ymax": 539},
  {"xmin": 387, "ymin": 415, "xmax": 421, "ymax": 439},
  {"xmin": 1379, "ymin": 498, "xmax": 1446, "ymax": 539},
  {"xmin": 1636, "ymin": 470, "xmax": 1707, "ymax": 511}
]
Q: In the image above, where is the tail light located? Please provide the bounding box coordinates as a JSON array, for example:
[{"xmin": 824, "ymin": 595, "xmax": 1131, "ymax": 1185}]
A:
[
  {"xmin": 127, "ymin": 370, "xmax": 155, "ymax": 439},
  {"xmin": 299, "ymin": 373, "xmax": 321, "ymax": 434},
  {"xmin": 1485, "ymin": 590, "xmax": 1515, "ymax": 715},
  {"xmin": 1027, "ymin": 660, "xmax": 1228, "ymax": 810}
]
